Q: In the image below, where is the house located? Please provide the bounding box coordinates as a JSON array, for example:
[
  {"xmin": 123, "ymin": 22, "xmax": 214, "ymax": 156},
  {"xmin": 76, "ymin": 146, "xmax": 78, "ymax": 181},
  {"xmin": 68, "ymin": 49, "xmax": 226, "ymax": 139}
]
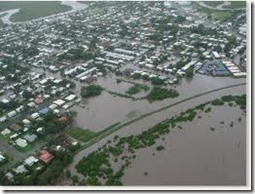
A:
[
  {"xmin": 212, "ymin": 51, "xmax": 220, "ymax": 59},
  {"xmin": 22, "ymin": 119, "xmax": 31, "ymax": 125},
  {"xmin": 23, "ymin": 134, "xmax": 37, "ymax": 143},
  {"xmin": 36, "ymin": 127, "xmax": 43, "ymax": 133},
  {"xmin": 7, "ymin": 111, "xmax": 17, "ymax": 118},
  {"xmin": 181, "ymin": 61, "xmax": 197, "ymax": 72},
  {"xmin": 5, "ymin": 172, "xmax": 14, "ymax": 181},
  {"xmin": 0, "ymin": 154, "xmax": 5, "ymax": 162},
  {"xmin": 24, "ymin": 156, "xmax": 38, "ymax": 166},
  {"xmin": 57, "ymin": 116, "xmax": 68, "ymax": 123},
  {"xmin": 27, "ymin": 102, "xmax": 36, "ymax": 108},
  {"xmin": 10, "ymin": 134, "xmax": 18, "ymax": 139},
  {"xmin": 9, "ymin": 123, "xmax": 22, "ymax": 132},
  {"xmin": 39, "ymin": 150, "xmax": 53, "ymax": 164},
  {"xmin": 16, "ymin": 105, "xmax": 24, "ymax": 113},
  {"xmin": 35, "ymin": 97, "xmax": 44, "ymax": 105},
  {"xmin": 1, "ymin": 128, "xmax": 11, "ymax": 136},
  {"xmin": 23, "ymin": 128, "xmax": 29, "ymax": 133},
  {"xmin": 0, "ymin": 116, "xmax": 7, "ymax": 123},
  {"xmin": 38, "ymin": 107, "xmax": 49, "ymax": 115},
  {"xmin": 49, "ymin": 104, "xmax": 58, "ymax": 110},
  {"xmin": 31, "ymin": 112, "xmax": 40, "ymax": 120},
  {"xmin": 43, "ymin": 94, "xmax": 50, "ymax": 99},
  {"xmin": 14, "ymin": 165, "xmax": 27, "ymax": 174},
  {"xmin": 65, "ymin": 94, "xmax": 76, "ymax": 102},
  {"xmin": 54, "ymin": 99, "xmax": 65, "ymax": 106},
  {"xmin": 145, "ymin": 64, "xmax": 154, "ymax": 69},
  {"xmin": 15, "ymin": 138, "xmax": 28, "ymax": 148},
  {"xmin": 1, "ymin": 98, "xmax": 9, "ymax": 104}
]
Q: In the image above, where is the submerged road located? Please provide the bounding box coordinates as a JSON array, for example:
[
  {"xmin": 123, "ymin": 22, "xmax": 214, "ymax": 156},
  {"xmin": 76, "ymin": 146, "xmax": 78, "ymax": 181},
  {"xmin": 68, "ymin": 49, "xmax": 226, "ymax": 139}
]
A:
[{"xmin": 66, "ymin": 82, "xmax": 246, "ymax": 181}]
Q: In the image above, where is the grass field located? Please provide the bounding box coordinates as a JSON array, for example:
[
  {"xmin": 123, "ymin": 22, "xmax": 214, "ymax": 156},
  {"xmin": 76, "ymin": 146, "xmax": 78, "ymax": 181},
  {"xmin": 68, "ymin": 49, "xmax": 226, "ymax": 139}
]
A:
[
  {"xmin": 0, "ymin": 1, "xmax": 72, "ymax": 22},
  {"xmin": 67, "ymin": 128, "xmax": 96, "ymax": 142},
  {"xmin": 213, "ymin": 11, "xmax": 234, "ymax": 21},
  {"xmin": 203, "ymin": 1, "xmax": 223, "ymax": 7},
  {"xmin": 223, "ymin": 1, "xmax": 246, "ymax": 9}
]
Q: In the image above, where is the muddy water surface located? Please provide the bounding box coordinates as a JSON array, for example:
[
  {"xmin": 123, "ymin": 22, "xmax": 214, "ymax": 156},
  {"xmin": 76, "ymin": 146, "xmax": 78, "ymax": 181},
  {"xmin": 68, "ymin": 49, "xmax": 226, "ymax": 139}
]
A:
[{"xmin": 122, "ymin": 105, "xmax": 246, "ymax": 185}]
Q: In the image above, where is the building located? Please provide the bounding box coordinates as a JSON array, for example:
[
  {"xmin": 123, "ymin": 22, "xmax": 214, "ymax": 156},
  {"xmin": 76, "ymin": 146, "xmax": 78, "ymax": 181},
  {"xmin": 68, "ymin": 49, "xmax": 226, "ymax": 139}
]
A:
[
  {"xmin": 65, "ymin": 94, "xmax": 76, "ymax": 102},
  {"xmin": 39, "ymin": 150, "xmax": 53, "ymax": 164},
  {"xmin": 24, "ymin": 156, "xmax": 38, "ymax": 166},
  {"xmin": 15, "ymin": 138, "xmax": 28, "ymax": 148},
  {"xmin": 13, "ymin": 165, "xmax": 27, "ymax": 174}
]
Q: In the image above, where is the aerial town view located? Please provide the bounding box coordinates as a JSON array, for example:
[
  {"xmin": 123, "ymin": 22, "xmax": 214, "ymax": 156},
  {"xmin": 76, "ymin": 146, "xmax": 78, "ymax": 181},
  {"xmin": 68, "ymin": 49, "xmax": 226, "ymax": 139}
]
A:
[{"xmin": 0, "ymin": 0, "xmax": 250, "ymax": 189}]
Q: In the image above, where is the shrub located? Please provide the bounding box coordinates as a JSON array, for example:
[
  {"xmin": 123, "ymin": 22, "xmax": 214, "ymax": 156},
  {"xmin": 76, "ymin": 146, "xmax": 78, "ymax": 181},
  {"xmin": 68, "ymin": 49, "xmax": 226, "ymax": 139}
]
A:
[{"xmin": 80, "ymin": 85, "xmax": 103, "ymax": 98}]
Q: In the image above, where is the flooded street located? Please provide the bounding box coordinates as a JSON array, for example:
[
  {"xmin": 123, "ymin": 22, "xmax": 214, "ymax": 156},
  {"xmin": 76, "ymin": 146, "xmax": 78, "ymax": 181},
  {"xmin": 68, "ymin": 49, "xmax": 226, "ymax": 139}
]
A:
[
  {"xmin": 71, "ymin": 74, "xmax": 246, "ymax": 132},
  {"xmin": 122, "ymin": 105, "xmax": 246, "ymax": 185}
]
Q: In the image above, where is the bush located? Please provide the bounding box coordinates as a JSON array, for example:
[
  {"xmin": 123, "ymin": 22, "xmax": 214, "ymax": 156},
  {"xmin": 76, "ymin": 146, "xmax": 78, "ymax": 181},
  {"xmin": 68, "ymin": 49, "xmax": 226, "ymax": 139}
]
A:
[
  {"xmin": 156, "ymin": 145, "xmax": 164, "ymax": 151},
  {"xmin": 211, "ymin": 99, "xmax": 224, "ymax": 106},
  {"xmin": 204, "ymin": 107, "xmax": 212, "ymax": 113},
  {"xmin": 146, "ymin": 87, "xmax": 179, "ymax": 102},
  {"xmin": 186, "ymin": 66, "xmax": 194, "ymax": 78},
  {"xmin": 80, "ymin": 85, "xmax": 103, "ymax": 98},
  {"xmin": 151, "ymin": 77, "xmax": 165, "ymax": 85}
]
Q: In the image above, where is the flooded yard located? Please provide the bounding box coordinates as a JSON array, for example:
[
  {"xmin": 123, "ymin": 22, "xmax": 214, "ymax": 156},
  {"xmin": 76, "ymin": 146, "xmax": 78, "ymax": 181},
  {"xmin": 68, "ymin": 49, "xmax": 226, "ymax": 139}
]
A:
[{"xmin": 122, "ymin": 105, "xmax": 246, "ymax": 185}]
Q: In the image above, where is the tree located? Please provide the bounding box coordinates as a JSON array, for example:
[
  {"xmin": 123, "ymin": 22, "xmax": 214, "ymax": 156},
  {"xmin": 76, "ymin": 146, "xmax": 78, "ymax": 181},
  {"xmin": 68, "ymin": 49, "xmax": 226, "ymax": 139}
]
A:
[
  {"xmin": 22, "ymin": 90, "xmax": 34, "ymax": 99},
  {"xmin": 80, "ymin": 85, "xmax": 103, "ymax": 98},
  {"xmin": 186, "ymin": 66, "xmax": 194, "ymax": 78}
]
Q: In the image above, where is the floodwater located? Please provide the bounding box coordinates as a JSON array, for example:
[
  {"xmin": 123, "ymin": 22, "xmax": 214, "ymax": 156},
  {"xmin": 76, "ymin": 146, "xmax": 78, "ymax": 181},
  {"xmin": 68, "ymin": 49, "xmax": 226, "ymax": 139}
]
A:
[
  {"xmin": 67, "ymin": 82, "xmax": 246, "ymax": 179},
  {"xmin": 122, "ymin": 105, "xmax": 246, "ymax": 185},
  {"xmin": 71, "ymin": 74, "xmax": 246, "ymax": 132}
]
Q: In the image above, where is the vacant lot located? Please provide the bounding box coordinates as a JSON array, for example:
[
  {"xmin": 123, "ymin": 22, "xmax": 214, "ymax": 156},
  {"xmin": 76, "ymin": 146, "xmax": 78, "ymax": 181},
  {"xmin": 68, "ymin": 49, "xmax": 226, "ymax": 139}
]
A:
[
  {"xmin": 0, "ymin": 1, "xmax": 72, "ymax": 22},
  {"xmin": 223, "ymin": 1, "xmax": 246, "ymax": 9},
  {"xmin": 67, "ymin": 128, "xmax": 96, "ymax": 142},
  {"xmin": 203, "ymin": 1, "xmax": 223, "ymax": 7},
  {"xmin": 213, "ymin": 11, "xmax": 233, "ymax": 21}
]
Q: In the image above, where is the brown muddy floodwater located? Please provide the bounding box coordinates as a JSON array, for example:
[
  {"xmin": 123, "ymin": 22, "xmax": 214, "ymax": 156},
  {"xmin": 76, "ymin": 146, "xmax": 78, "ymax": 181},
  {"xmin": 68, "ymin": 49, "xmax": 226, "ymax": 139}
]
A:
[
  {"xmin": 71, "ymin": 74, "xmax": 246, "ymax": 132},
  {"xmin": 122, "ymin": 105, "xmax": 246, "ymax": 186},
  {"xmin": 67, "ymin": 83, "xmax": 246, "ymax": 182}
]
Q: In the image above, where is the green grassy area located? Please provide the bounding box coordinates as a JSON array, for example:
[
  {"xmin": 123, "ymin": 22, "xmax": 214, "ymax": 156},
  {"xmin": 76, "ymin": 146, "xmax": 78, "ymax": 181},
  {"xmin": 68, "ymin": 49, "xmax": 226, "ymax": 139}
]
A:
[
  {"xmin": 203, "ymin": 1, "xmax": 223, "ymax": 7},
  {"xmin": 146, "ymin": 87, "xmax": 179, "ymax": 103},
  {"xmin": 0, "ymin": 1, "xmax": 72, "ymax": 22},
  {"xmin": 125, "ymin": 83, "xmax": 150, "ymax": 96},
  {"xmin": 195, "ymin": 3, "xmax": 236, "ymax": 22},
  {"xmin": 212, "ymin": 11, "xmax": 234, "ymax": 21},
  {"xmin": 106, "ymin": 90, "xmax": 136, "ymax": 100},
  {"xmin": 14, "ymin": 143, "xmax": 34, "ymax": 153},
  {"xmin": 224, "ymin": 1, "xmax": 246, "ymax": 9},
  {"xmin": 67, "ymin": 128, "xmax": 96, "ymax": 142}
]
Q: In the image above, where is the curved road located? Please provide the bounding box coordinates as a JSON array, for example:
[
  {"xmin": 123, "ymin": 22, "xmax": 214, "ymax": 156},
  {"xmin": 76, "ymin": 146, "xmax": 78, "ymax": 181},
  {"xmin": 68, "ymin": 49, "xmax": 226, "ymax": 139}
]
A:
[{"xmin": 66, "ymin": 82, "xmax": 246, "ymax": 180}]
